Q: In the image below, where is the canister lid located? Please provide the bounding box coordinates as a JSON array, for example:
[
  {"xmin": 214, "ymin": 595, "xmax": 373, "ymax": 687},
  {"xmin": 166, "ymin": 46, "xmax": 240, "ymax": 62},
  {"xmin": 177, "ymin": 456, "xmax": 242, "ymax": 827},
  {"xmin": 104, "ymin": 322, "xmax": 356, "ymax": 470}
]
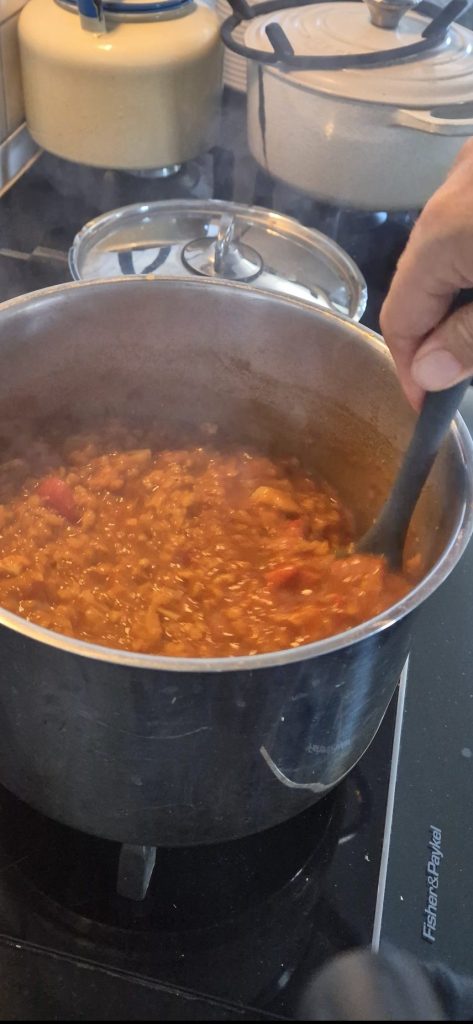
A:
[{"xmin": 69, "ymin": 199, "xmax": 367, "ymax": 321}]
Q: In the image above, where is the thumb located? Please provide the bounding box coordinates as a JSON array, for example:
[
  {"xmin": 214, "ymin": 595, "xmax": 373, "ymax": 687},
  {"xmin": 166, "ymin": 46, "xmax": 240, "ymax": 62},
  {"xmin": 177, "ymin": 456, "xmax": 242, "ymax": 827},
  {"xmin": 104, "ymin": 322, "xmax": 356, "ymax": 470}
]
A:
[{"xmin": 412, "ymin": 302, "xmax": 473, "ymax": 391}]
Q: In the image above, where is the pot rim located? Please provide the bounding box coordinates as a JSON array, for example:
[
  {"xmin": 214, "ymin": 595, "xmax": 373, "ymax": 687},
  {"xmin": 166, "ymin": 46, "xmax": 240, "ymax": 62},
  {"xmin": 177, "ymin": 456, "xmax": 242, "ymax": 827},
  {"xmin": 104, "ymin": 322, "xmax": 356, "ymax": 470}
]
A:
[{"xmin": 0, "ymin": 276, "xmax": 472, "ymax": 674}]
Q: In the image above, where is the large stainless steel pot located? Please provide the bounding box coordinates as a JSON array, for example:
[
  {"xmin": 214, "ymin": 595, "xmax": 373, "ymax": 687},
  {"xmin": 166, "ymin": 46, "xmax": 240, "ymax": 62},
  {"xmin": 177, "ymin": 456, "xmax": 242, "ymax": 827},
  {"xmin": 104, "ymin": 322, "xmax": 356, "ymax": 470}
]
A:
[{"xmin": 0, "ymin": 277, "xmax": 471, "ymax": 847}]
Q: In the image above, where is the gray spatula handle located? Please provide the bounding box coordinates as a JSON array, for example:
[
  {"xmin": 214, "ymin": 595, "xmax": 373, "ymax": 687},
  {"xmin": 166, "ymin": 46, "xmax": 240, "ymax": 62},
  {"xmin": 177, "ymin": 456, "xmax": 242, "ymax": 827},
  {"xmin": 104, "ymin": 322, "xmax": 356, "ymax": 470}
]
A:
[{"xmin": 358, "ymin": 288, "xmax": 473, "ymax": 569}]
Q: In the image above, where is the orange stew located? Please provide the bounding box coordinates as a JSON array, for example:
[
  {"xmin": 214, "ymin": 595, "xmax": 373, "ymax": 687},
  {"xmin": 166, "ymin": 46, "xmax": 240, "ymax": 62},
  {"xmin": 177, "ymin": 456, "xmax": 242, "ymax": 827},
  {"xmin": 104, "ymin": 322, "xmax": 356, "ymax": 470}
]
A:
[{"xmin": 0, "ymin": 421, "xmax": 415, "ymax": 657}]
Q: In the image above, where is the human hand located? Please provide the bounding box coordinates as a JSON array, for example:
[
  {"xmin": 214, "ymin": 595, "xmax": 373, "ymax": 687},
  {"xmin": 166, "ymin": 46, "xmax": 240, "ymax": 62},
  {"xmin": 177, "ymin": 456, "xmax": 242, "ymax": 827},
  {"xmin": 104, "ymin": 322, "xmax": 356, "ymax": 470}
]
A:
[{"xmin": 380, "ymin": 141, "xmax": 473, "ymax": 408}]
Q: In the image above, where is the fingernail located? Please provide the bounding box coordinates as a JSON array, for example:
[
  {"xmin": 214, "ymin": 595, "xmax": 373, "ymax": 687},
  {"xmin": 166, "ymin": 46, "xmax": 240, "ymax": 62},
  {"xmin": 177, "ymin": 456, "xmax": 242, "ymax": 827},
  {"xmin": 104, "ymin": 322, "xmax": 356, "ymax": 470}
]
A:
[{"xmin": 412, "ymin": 349, "xmax": 463, "ymax": 390}]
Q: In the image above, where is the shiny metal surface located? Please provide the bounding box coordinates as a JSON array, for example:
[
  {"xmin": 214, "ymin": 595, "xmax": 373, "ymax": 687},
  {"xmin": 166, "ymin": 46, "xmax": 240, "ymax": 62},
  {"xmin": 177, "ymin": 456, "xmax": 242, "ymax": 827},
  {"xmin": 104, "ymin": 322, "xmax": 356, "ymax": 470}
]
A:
[
  {"xmin": 182, "ymin": 212, "xmax": 264, "ymax": 281},
  {"xmin": 69, "ymin": 199, "xmax": 368, "ymax": 321},
  {"xmin": 0, "ymin": 277, "xmax": 470, "ymax": 845},
  {"xmin": 365, "ymin": 0, "xmax": 416, "ymax": 30},
  {"xmin": 128, "ymin": 164, "xmax": 182, "ymax": 179}
]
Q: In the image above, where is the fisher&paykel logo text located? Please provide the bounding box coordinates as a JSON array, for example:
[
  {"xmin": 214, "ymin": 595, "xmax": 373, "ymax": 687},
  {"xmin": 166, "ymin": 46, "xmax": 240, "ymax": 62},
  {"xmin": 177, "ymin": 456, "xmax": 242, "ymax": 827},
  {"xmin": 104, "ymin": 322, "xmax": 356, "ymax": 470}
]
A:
[{"xmin": 422, "ymin": 825, "xmax": 443, "ymax": 943}]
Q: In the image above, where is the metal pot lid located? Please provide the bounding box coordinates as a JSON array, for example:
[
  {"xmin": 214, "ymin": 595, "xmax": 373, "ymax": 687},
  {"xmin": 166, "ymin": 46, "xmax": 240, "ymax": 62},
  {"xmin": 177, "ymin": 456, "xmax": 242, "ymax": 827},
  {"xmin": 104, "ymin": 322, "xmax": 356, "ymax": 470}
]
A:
[
  {"xmin": 69, "ymin": 199, "xmax": 367, "ymax": 321},
  {"xmin": 243, "ymin": 1, "xmax": 473, "ymax": 108}
]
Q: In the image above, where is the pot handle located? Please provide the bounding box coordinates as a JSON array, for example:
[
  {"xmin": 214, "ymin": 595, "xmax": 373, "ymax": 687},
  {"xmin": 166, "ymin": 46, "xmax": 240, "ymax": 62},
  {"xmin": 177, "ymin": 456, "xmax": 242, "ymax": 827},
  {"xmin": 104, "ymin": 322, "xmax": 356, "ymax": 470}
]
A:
[{"xmin": 392, "ymin": 107, "xmax": 473, "ymax": 136}]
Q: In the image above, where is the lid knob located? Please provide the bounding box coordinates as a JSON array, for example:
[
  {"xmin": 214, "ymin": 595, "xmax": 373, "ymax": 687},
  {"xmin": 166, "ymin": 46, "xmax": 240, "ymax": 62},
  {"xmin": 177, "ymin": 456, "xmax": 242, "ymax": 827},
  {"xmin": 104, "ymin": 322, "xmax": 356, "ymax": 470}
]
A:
[
  {"xmin": 181, "ymin": 214, "xmax": 263, "ymax": 283},
  {"xmin": 364, "ymin": 0, "xmax": 417, "ymax": 30}
]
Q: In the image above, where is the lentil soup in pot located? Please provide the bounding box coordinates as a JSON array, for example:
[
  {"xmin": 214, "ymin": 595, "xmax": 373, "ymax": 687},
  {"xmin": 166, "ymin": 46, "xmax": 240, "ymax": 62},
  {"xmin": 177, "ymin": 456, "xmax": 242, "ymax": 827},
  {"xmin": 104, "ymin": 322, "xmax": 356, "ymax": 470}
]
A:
[{"xmin": 0, "ymin": 418, "xmax": 416, "ymax": 658}]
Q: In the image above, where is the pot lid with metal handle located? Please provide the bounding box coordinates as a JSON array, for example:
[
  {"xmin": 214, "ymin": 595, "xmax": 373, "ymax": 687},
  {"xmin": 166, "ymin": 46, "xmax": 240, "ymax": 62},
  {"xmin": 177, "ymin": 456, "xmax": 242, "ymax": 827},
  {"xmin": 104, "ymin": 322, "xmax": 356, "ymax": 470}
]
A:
[
  {"xmin": 68, "ymin": 199, "xmax": 368, "ymax": 320},
  {"xmin": 234, "ymin": 0, "xmax": 473, "ymax": 108}
]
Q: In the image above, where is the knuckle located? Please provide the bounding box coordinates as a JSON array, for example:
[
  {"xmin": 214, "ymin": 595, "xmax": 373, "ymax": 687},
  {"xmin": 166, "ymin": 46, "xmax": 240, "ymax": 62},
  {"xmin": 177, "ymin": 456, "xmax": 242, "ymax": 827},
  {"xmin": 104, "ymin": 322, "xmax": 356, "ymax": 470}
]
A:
[
  {"xmin": 451, "ymin": 139, "xmax": 473, "ymax": 171},
  {"xmin": 414, "ymin": 196, "xmax": 473, "ymax": 277},
  {"xmin": 451, "ymin": 307, "xmax": 473, "ymax": 363},
  {"xmin": 419, "ymin": 193, "xmax": 453, "ymax": 238}
]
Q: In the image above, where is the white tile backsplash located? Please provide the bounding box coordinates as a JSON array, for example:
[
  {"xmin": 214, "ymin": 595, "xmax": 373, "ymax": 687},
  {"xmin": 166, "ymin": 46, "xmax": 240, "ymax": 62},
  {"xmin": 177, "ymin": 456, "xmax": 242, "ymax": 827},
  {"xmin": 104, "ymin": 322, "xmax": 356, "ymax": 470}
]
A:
[
  {"xmin": 0, "ymin": 1, "xmax": 28, "ymax": 23},
  {"xmin": 0, "ymin": 2, "xmax": 38, "ymax": 193},
  {"xmin": 0, "ymin": 19, "xmax": 7, "ymax": 144},
  {"xmin": 0, "ymin": 12, "xmax": 24, "ymax": 134},
  {"xmin": 0, "ymin": 1, "xmax": 29, "ymax": 143}
]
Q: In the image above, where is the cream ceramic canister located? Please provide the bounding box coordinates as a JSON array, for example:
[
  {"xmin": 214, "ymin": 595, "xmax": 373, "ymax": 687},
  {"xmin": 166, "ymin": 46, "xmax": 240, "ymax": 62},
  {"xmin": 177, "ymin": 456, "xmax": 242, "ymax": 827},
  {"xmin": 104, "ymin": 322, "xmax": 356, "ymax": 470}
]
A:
[{"xmin": 18, "ymin": 0, "xmax": 223, "ymax": 172}]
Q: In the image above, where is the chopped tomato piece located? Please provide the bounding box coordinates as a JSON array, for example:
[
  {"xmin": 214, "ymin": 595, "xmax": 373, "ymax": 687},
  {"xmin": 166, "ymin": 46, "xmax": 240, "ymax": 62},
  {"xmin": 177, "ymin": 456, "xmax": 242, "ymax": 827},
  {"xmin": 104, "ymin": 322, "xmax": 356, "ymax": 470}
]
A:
[
  {"xmin": 38, "ymin": 477, "xmax": 78, "ymax": 523},
  {"xmin": 265, "ymin": 565, "xmax": 300, "ymax": 589}
]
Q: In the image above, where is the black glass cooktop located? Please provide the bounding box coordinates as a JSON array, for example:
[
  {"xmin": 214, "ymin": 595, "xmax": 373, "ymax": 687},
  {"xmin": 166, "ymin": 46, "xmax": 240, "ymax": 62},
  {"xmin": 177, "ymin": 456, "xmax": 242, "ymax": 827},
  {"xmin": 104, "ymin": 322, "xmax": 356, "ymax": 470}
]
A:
[
  {"xmin": 0, "ymin": 90, "xmax": 471, "ymax": 1020},
  {"xmin": 0, "ymin": 693, "xmax": 398, "ymax": 1020}
]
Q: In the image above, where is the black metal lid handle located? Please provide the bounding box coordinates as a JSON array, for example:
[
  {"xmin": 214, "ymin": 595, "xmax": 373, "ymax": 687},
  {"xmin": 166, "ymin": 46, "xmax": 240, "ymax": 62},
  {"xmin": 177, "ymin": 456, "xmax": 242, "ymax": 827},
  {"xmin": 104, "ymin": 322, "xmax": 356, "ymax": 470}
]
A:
[
  {"xmin": 265, "ymin": 21, "xmax": 295, "ymax": 59},
  {"xmin": 422, "ymin": 0, "xmax": 469, "ymax": 39},
  {"xmin": 221, "ymin": 0, "xmax": 470, "ymax": 71}
]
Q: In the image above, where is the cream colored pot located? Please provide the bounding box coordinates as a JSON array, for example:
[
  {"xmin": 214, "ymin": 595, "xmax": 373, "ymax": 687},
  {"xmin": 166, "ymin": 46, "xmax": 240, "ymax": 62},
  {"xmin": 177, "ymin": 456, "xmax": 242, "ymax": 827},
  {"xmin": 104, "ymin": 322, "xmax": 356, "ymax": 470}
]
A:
[
  {"xmin": 243, "ymin": 0, "xmax": 473, "ymax": 211},
  {"xmin": 18, "ymin": 0, "xmax": 223, "ymax": 172}
]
